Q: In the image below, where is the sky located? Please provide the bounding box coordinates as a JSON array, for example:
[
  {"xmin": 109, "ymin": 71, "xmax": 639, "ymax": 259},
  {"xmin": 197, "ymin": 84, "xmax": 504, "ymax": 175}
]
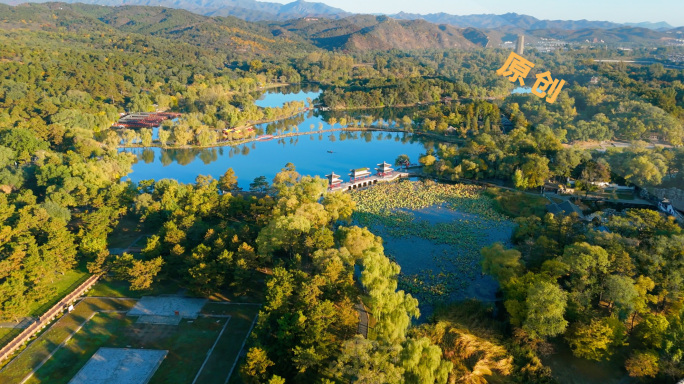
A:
[{"xmin": 274, "ymin": 0, "xmax": 684, "ymax": 27}]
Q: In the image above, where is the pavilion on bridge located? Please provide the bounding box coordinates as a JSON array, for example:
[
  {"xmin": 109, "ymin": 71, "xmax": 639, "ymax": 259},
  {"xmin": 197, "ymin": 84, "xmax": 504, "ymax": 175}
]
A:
[
  {"xmin": 326, "ymin": 172, "xmax": 342, "ymax": 190},
  {"xmin": 375, "ymin": 161, "xmax": 394, "ymax": 177},
  {"xmin": 349, "ymin": 167, "xmax": 371, "ymax": 181}
]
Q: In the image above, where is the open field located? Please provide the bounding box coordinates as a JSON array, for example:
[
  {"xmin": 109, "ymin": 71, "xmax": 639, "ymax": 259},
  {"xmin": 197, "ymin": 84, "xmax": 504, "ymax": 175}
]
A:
[
  {"xmin": 199, "ymin": 303, "xmax": 260, "ymax": 384},
  {"xmin": 0, "ymin": 298, "xmax": 135, "ymax": 378},
  {"xmin": 0, "ymin": 297, "xmax": 260, "ymax": 384}
]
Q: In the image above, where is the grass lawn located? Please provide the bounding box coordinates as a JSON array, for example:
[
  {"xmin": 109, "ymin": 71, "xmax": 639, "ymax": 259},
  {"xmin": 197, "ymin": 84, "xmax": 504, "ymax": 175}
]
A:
[
  {"xmin": 198, "ymin": 303, "xmax": 260, "ymax": 384},
  {"xmin": 484, "ymin": 187, "xmax": 549, "ymax": 218},
  {"xmin": 21, "ymin": 314, "xmax": 230, "ymax": 384},
  {"xmin": 0, "ymin": 298, "xmax": 136, "ymax": 380}
]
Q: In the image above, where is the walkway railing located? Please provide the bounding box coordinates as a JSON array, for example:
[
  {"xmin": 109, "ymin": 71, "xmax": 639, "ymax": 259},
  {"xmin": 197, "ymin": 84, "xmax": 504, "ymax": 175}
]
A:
[{"xmin": 0, "ymin": 274, "xmax": 101, "ymax": 363}]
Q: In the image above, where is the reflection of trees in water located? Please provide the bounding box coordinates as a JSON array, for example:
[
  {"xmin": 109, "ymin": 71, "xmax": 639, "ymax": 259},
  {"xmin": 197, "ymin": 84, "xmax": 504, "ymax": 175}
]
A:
[
  {"xmin": 260, "ymin": 113, "xmax": 306, "ymax": 135},
  {"xmin": 144, "ymin": 129, "xmax": 430, "ymax": 168},
  {"xmin": 199, "ymin": 149, "xmax": 218, "ymax": 164},
  {"xmin": 141, "ymin": 149, "xmax": 155, "ymax": 164},
  {"xmin": 317, "ymin": 105, "xmax": 422, "ymax": 125},
  {"xmin": 251, "ymin": 84, "xmax": 321, "ymax": 100},
  {"xmin": 161, "ymin": 150, "xmax": 172, "ymax": 166},
  {"xmin": 159, "ymin": 148, "xmax": 218, "ymax": 166}
]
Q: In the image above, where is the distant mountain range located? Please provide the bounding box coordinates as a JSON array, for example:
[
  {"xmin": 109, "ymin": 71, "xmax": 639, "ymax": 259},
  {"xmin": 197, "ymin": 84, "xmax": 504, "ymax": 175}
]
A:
[
  {"xmin": 0, "ymin": 1, "xmax": 678, "ymax": 53},
  {"xmin": 391, "ymin": 12, "xmax": 674, "ymax": 31},
  {"xmin": 0, "ymin": 0, "xmax": 676, "ymax": 30}
]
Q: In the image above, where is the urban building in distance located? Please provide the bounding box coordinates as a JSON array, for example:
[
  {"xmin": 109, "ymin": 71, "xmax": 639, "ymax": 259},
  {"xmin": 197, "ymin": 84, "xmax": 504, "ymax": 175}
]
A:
[{"xmin": 516, "ymin": 34, "xmax": 525, "ymax": 55}]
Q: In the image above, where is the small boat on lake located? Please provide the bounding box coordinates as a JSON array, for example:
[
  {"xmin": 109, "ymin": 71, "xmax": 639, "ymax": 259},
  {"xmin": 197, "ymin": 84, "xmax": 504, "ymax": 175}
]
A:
[{"xmin": 257, "ymin": 135, "xmax": 274, "ymax": 141}]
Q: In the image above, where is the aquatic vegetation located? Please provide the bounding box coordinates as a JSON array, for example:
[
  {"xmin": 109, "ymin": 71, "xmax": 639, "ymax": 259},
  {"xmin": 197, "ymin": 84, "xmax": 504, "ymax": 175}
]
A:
[{"xmin": 351, "ymin": 180, "xmax": 514, "ymax": 306}]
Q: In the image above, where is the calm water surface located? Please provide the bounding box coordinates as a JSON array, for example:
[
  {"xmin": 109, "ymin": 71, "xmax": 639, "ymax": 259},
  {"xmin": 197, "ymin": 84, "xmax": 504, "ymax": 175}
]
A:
[
  {"xmin": 125, "ymin": 85, "xmax": 433, "ymax": 187},
  {"xmin": 125, "ymin": 132, "xmax": 429, "ymax": 188}
]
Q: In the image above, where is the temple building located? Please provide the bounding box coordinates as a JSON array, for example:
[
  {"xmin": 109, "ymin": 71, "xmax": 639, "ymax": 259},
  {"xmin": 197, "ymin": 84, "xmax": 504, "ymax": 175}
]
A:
[
  {"xmin": 375, "ymin": 161, "xmax": 394, "ymax": 177},
  {"xmin": 349, "ymin": 167, "xmax": 371, "ymax": 181},
  {"xmin": 326, "ymin": 172, "xmax": 342, "ymax": 190}
]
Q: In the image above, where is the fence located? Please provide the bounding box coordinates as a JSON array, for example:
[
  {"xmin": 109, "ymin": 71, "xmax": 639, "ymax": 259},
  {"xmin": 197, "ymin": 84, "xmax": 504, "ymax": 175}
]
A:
[{"xmin": 0, "ymin": 274, "xmax": 101, "ymax": 363}]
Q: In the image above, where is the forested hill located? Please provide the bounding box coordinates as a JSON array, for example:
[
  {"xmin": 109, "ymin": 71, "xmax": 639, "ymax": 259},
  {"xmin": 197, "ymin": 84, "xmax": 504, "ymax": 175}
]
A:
[
  {"xmin": 277, "ymin": 16, "xmax": 489, "ymax": 51},
  {"xmin": 0, "ymin": 2, "xmax": 677, "ymax": 52},
  {"xmin": 2, "ymin": 0, "xmax": 675, "ymax": 31},
  {"xmin": 0, "ymin": 3, "xmax": 491, "ymax": 52},
  {"xmin": 0, "ymin": 0, "xmax": 350, "ymax": 21},
  {"xmin": 0, "ymin": 3, "xmax": 317, "ymax": 56}
]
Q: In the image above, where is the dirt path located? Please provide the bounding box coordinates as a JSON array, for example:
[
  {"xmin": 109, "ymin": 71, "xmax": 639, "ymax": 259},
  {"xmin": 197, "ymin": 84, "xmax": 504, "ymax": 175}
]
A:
[{"xmin": 355, "ymin": 301, "xmax": 369, "ymax": 338}]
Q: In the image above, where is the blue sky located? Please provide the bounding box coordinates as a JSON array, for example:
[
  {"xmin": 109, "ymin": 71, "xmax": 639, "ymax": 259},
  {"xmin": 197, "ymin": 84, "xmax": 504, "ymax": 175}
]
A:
[{"xmin": 277, "ymin": 0, "xmax": 683, "ymax": 27}]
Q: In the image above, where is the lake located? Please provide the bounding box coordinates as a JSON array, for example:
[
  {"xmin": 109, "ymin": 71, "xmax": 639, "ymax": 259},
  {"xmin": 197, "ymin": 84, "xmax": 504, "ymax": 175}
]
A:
[
  {"xmin": 124, "ymin": 85, "xmax": 433, "ymax": 187},
  {"xmin": 254, "ymin": 85, "xmax": 321, "ymax": 108},
  {"xmin": 124, "ymin": 131, "xmax": 430, "ymax": 187}
]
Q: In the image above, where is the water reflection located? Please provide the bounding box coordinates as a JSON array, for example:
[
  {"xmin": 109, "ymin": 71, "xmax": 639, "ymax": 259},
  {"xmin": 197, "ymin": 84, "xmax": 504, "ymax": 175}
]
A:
[
  {"xmin": 253, "ymin": 84, "xmax": 321, "ymax": 108},
  {"xmin": 126, "ymin": 131, "xmax": 431, "ymax": 187},
  {"xmin": 125, "ymin": 85, "xmax": 437, "ymax": 187}
]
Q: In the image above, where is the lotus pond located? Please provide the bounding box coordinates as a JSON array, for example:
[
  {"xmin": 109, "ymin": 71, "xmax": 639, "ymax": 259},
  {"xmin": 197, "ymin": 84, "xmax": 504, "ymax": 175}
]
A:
[{"xmin": 350, "ymin": 180, "xmax": 516, "ymax": 319}]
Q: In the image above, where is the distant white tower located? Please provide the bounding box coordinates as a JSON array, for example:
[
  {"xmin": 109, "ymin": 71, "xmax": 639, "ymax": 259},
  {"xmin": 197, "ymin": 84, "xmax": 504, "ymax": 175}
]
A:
[{"xmin": 516, "ymin": 35, "xmax": 525, "ymax": 55}]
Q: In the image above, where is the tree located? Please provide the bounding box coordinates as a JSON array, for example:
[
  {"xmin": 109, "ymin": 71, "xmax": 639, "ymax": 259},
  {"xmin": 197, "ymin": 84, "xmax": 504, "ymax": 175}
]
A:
[
  {"xmin": 513, "ymin": 169, "xmax": 528, "ymax": 189},
  {"xmin": 603, "ymin": 275, "xmax": 638, "ymax": 316},
  {"xmin": 561, "ymin": 242, "xmax": 610, "ymax": 288},
  {"xmin": 112, "ymin": 253, "xmax": 163, "ymax": 291},
  {"xmin": 519, "ymin": 154, "xmax": 550, "ymax": 188},
  {"xmin": 140, "ymin": 128, "xmax": 153, "ymax": 147},
  {"xmin": 332, "ymin": 336, "xmax": 404, "ymax": 384},
  {"xmin": 419, "ymin": 154, "xmax": 436, "ymax": 167},
  {"xmin": 523, "ymin": 281, "xmax": 568, "ymax": 338},
  {"xmin": 171, "ymin": 125, "xmax": 192, "ymax": 147},
  {"xmin": 625, "ymin": 155, "xmax": 667, "ymax": 186},
  {"xmin": 241, "ymin": 347, "xmax": 274, "ymax": 384},
  {"xmin": 481, "ymin": 243, "xmax": 523, "ymax": 285},
  {"xmin": 553, "ymin": 147, "xmax": 587, "ymax": 180},
  {"xmin": 128, "ymin": 257, "xmax": 164, "ymax": 290},
  {"xmin": 158, "ymin": 128, "xmax": 170, "ymax": 147},
  {"xmin": 0, "ymin": 272, "xmax": 27, "ymax": 322},
  {"xmin": 402, "ymin": 115, "xmax": 412, "ymax": 130},
  {"xmin": 577, "ymin": 159, "xmax": 610, "ymax": 197},
  {"xmin": 565, "ymin": 318, "xmax": 614, "ymax": 361},
  {"xmin": 322, "ymin": 192, "xmax": 355, "ymax": 222},
  {"xmin": 625, "ymin": 350, "xmax": 659, "ymax": 378},
  {"xmin": 633, "ymin": 313, "xmax": 669, "ymax": 349},
  {"xmin": 250, "ymin": 176, "xmax": 270, "ymax": 193},
  {"xmin": 400, "ymin": 337, "xmax": 451, "ymax": 384},
  {"xmin": 219, "ymin": 168, "xmax": 238, "ymax": 193},
  {"xmin": 395, "ymin": 154, "xmax": 410, "ymax": 168},
  {"xmin": 0, "ymin": 128, "xmax": 49, "ymax": 162}
]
